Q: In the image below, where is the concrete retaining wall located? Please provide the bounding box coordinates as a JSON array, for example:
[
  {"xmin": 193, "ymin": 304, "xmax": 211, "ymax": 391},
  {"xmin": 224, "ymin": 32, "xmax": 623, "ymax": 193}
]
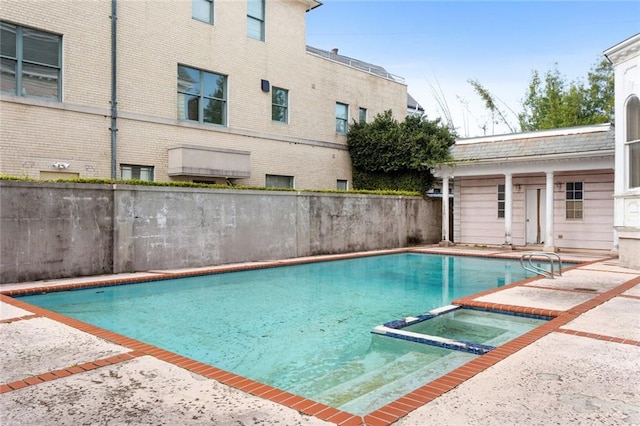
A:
[
  {"xmin": 1, "ymin": 181, "xmax": 440, "ymax": 283},
  {"xmin": 1, "ymin": 182, "xmax": 114, "ymax": 283}
]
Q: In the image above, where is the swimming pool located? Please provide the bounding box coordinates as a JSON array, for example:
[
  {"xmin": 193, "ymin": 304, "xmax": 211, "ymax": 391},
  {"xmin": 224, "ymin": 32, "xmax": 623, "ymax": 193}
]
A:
[{"xmin": 19, "ymin": 253, "xmax": 545, "ymax": 415}]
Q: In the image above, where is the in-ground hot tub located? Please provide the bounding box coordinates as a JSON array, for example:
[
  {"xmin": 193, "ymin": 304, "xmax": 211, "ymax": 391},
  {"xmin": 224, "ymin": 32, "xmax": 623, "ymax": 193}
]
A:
[{"xmin": 372, "ymin": 305, "xmax": 551, "ymax": 354}]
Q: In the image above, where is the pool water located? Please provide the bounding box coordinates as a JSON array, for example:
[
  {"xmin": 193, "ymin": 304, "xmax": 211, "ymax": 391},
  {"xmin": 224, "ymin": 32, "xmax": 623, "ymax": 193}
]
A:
[
  {"xmin": 402, "ymin": 308, "xmax": 548, "ymax": 347},
  {"xmin": 19, "ymin": 253, "xmax": 544, "ymax": 415}
]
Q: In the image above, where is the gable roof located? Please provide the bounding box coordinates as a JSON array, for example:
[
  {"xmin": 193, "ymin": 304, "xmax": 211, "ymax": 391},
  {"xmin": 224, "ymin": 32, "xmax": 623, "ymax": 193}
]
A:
[
  {"xmin": 407, "ymin": 93, "xmax": 424, "ymax": 113},
  {"xmin": 451, "ymin": 124, "xmax": 614, "ymax": 162}
]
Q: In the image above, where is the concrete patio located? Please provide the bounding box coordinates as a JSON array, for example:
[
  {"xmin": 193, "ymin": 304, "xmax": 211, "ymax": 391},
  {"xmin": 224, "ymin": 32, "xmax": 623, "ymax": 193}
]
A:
[{"xmin": 1, "ymin": 246, "xmax": 639, "ymax": 425}]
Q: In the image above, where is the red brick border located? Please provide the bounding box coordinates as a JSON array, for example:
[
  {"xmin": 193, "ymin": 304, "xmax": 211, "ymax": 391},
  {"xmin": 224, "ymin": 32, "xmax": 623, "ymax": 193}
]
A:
[
  {"xmin": 1, "ymin": 249, "xmax": 637, "ymax": 426},
  {"xmin": 0, "ymin": 351, "xmax": 144, "ymax": 395}
]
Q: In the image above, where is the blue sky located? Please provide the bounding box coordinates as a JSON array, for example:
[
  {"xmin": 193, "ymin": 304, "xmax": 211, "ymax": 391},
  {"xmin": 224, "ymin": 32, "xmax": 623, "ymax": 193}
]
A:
[{"xmin": 305, "ymin": 1, "xmax": 640, "ymax": 137}]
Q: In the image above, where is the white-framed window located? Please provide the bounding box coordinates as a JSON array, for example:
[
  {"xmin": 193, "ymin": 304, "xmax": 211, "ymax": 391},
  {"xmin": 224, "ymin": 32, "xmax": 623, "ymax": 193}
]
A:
[
  {"xmin": 336, "ymin": 102, "xmax": 348, "ymax": 134},
  {"xmin": 497, "ymin": 184, "xmax": 505, "ymax": 219},
  {"xmin": 0, "ymin": 21, "xmax": 62, "ymax": 100},
  {"xmin": 265, "ymin": 174, "xmax": 294, "ymax": 188},
  {"xmin": 192, "ymin": 0, "xmax": 214, "ymax": 24},
  {"xmin": 121, "ymin": 164, "xmax": 154, "ymax": 181},
  {"xmin": 566, "ymin": 182, "xmax": 583, "ymax": 219},
  {"xmin": 630, "ymin": 142, "xmax": 640, "ymax": 189},
  {"xmin": 247, "ymin": 0, "xmax": 265, "ymax": 41},
  {"xmin": 272, "ymin": 87, "xmax": 288, "ymax": 123},
  {"xmin": 359, "ymin": 107, "xmax": 367, "ymax": 124},
  {"xmin": 337, "ymin": 179, "xmax": 348, "ymax": 191},
  {"xmin": 177, "ymin": 65, "xmax": 227, "ymax": 126},
  {"xmin": 627, "ymin": 96, "xmax": 640, "ymax": 189}
]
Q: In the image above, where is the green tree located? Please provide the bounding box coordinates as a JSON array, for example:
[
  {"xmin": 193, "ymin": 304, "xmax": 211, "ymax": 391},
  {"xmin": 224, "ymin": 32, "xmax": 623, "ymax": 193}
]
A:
[
  {"xmin": 518, "ymin": 59, "xmax": 613, "ymax": 131},
  {"xmin": 468, "ymin": 79, "xmax": 517, "ymax": 133},
  {"xmin": 347, "ymin": 110, "xmax": 455, "ymax": 193}
]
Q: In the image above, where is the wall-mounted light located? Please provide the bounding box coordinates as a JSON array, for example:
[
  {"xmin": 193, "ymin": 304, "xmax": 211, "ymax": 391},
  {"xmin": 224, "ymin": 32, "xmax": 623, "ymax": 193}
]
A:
[
  {"xmin": 555, "ymin": 182, "xmax": 564, "ymax": 191},
  {"xmin": 514, "ymin": 184, "xmax": 521, "ymax": 191},
  {"xmin": 261, "ymin": 79, "xmax": 270, "ymax": 93},
  {"xmin": 52, "ymin": 162, "xmax": 70, "ymax": 169}
]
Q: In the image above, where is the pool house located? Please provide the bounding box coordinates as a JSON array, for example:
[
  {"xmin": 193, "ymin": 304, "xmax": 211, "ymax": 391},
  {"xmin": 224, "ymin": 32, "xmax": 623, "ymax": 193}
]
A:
[{"xmin": 434, "ymin": 124, "xmax": 616, "ymax": 252}]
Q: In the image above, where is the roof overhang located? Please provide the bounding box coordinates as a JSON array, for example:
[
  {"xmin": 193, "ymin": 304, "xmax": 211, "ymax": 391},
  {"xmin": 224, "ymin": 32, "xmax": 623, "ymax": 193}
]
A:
[
  {"xmin": 434, "ymin": 150, "xmax": 614, "ymax": 178},
  {"xmin": 299, "ymin": 0, "xmax": 322, "ymax": 12},
  {"xmin": 604, "ymin": 33, "xmax": 640, "ymax": 65}
]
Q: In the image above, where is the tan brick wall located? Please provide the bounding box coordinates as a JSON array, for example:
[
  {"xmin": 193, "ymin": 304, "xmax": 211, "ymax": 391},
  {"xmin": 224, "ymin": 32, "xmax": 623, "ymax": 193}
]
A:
[
  {"xmin": 1, "ymin": 0, "xmax": 112, "ymax": 107},
  {"xmin": 1, "ymin": 0, "xmax": 407, "ymax": 190},
  {"xmin": 0, "ymin": 100, "xmax": 111, "ymax": 178}
]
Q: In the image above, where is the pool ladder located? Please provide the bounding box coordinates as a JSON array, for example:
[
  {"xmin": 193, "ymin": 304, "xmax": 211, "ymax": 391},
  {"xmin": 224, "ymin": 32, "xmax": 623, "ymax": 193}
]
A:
[{"xmin": 519, "ymin": 252, "xmax": 563, "ymax": 279}]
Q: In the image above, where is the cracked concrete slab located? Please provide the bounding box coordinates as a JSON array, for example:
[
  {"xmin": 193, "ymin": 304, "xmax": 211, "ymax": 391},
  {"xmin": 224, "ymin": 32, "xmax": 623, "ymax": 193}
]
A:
[
  {"xmin": 395, "ymin": 333, "xmax": 640, "ymax": 426},
  {"xmin": 526, "ymin": 268, "xmax": 633, "ymax": 292},
  {"xmin": 560, "ymin": 297, "xmax": 640, "ymax": 341},
  {"xmin": 579, "ymin": 261, "xmax": 640, "ymax": 275},
  {"xmin": 473, "ymin": 286, "xmax": 594, "ymax": 311},
  {"xmin": 526, "ymin": 268, "xmax": 632, "ymax": 293},
  {"xmin": 0, "ymin": 301, "xmax": 32, "ymax": 320},
  {"xmin": 624, "ymin": 284, "xmax": 640, "ymax": 298},
  {"xmin": 0, "ymin": 317, "xmax": 130, "ymax": 383},
  {"xmin": 0, "ymin": 356, "xmax": 331, "ymax": 426}
]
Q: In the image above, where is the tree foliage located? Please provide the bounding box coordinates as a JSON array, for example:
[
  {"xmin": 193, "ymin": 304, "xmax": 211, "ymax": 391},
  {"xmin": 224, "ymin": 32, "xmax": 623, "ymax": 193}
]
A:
[
  {"xmin": 347, "ymin": 110, "xmax": 455, "ymax": 193},
  {"xmin": 468, "ymin": 79, "xmax": 516, "ymax": 133},
  {"xmin": 518, "ymin": 59, "xmax": 614, "ymax": 131}
]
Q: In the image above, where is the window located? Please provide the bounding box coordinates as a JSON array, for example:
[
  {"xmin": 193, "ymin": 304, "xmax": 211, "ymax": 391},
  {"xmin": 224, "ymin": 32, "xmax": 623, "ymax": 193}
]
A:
[
  {"xmin": 359, "ymin": 108, "xmax": 367, "ymax": 124},
  {"xmin": 177, "ymin": 65, "xmax": 227, "ymax": 126},
  {"xmin": 630, "ymin": 142, "xmax": 640, "ymax": 189},
  {"xmin": 272, "ymin": 87, "xmax": 288, "ymax": 123},
  {"xmin": 566, "ymin": 182, "xmax": 583, "ymax": 219},
  {"xmin": 121, "ymin": 165, "xmax": 154, "ymax": 181},
  {"xmin": 497, "ymin": 184, "xmax": 505, "ymax": 219},
  {"xmin": 265, "ymin": 174, "xmax": 293, "ymax": 188},
  {"xmin": 192, "ymin": 0, "xmax": 213, "ymax": 24},
  {"xmin": 1, "ymin": 21, "xmax": 61, "ymax": 100},
  {"xmin": 337, "ymin": 179, "xmax": 348, "ymax": 191},
  {"xmin": 247, "ymin": 0, "xmax": 265, "ymax": 41},
  {"xmin": 336, "ymin": 102, "xmax": 348, "ymax": 134},
  {"xmin": 627, "ymin": 96, "xmax": 640, "ymax": 189}
]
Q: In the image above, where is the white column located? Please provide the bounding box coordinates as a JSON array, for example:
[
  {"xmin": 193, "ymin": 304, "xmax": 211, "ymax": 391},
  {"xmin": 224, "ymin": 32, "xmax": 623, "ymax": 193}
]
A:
[
  {"xmin": 544, "ymin": 171, "xmax": 555, "ymax": 251},
  {"xmin": 441, "ymin": 177, "xmax": 450, "ymax": 244},
  {"xmin": 504, "ymin": 173, "xmax": 513, "ymax": 247}
]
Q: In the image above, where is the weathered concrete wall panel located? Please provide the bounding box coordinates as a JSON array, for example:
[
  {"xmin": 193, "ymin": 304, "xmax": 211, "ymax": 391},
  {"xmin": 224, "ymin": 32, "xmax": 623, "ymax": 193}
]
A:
[
  {"xmin": 0, "ymin": 182, "xmax": 113, "ymax": 283},
  {"xmin": 1, "ymin": 182, "xmax": 440, "ymax": 283},
  {"xmin": 113, "ymin": 187, "xmax": 301, "ymax": 272}
]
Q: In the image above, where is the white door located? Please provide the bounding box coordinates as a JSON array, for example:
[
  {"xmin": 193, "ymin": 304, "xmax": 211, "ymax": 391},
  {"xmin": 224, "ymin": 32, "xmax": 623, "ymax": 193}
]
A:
[{"xmin": 525, "ymin": 188, "xmax": 546, "ymax": 244}]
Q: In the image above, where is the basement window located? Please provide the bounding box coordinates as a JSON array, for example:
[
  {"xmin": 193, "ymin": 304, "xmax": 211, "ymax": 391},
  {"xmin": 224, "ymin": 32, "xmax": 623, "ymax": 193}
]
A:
[{"xmin": 121, "ymin": 164, "xmax": 154, "ymax": 181}]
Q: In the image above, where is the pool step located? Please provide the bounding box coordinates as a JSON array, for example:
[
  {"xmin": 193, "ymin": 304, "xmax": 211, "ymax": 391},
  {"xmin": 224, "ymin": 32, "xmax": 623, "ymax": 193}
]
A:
[
  {"xmin": 288, "ymin": 342, "xmax": 414, "ymax": 399},
  {"xmin": 314, "ymin": 351, "xmax": 439, "ymax": 408},
  {"xmin": 311, "ymin": 346, "xmax": 475, "ymax": 413},
  {"xmin": 336, "ymin": 350, "xmax": 475, "ymax": 415}
]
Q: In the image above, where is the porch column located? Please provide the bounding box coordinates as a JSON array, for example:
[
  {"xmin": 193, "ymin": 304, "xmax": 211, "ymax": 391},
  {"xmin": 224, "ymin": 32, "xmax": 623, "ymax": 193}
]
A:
[
  {"xmin": 543, "ymin": 171, "xmax": 555, "ymax": 252},
  {"xmin": 440, "ymin": 177, "xmax": 451, "ymax": 246},
  {"xmin": 503, "ymin": 173, "xmax": 514, "ymax": 248}
]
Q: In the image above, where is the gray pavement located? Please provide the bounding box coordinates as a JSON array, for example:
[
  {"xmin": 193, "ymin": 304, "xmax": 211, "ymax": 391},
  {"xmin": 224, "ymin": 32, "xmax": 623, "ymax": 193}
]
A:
[{"xmin": 1, "ymin": 247, "xmax": 639, "ymax": 425}]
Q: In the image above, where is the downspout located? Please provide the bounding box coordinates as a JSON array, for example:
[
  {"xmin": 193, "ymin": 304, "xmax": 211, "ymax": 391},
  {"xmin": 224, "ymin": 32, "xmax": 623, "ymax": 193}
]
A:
[{"xmin": 110, "ymin": 0, "xmax": 118, "ymax": 179}]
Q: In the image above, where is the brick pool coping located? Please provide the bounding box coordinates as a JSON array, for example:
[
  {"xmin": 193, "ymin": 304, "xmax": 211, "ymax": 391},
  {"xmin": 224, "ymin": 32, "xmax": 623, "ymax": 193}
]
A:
[{"xmin": 2, "ymin": 248, "xmax": 639, "ymax": 426}]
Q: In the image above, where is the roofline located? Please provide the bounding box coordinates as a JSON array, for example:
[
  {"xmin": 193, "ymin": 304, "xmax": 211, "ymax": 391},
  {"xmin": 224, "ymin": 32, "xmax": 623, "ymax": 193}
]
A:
[
  {"xmin": 301, "ymin": 0, "xmax": 322, "ymax": 12},
  {"xmin": 448, "ymin": 149, "xmax": 615, "ymax": 166},
  {"xmin": 456, "ymin": 123, "xmax": 613, "ymax": 145},
  {"xmin": 604, "ymin": 33, "xmax": 640, "ymax": 64},
  {"xmin": 305, "ymin": 46, "xmax": 406, "ymax": 84}
]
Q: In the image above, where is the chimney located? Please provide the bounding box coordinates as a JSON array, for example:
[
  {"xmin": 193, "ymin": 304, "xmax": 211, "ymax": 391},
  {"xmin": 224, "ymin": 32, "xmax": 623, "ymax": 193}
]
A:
[{"xmin": 331, "ymin": 48, "xmax": 339, "ymax": 55}]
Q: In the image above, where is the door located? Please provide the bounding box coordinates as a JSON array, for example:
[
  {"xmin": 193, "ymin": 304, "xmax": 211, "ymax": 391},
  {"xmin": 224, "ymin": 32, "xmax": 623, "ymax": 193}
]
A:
[{"xmin": 525, "ymin": 188, "xmax": 546, "ymax": 244}]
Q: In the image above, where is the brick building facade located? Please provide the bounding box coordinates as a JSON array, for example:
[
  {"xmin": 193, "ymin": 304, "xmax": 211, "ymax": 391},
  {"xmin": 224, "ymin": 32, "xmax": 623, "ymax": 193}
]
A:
[{"xmin": 1, "ymin": 0, "xmax": 408, "ymax": 190}]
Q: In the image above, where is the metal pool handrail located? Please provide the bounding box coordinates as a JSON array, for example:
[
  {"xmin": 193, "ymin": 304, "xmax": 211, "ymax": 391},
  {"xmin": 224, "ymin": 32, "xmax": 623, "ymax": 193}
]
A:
[{"xmin": 520, "ymin": 252, "xmax": 563, "ymax": 279}]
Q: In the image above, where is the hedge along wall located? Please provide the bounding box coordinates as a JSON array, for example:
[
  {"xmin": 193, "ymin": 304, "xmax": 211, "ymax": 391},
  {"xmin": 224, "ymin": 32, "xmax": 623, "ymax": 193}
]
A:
[{"xmin": 0, "ymin": 181, "xmax": 441, "ymax": 284}]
